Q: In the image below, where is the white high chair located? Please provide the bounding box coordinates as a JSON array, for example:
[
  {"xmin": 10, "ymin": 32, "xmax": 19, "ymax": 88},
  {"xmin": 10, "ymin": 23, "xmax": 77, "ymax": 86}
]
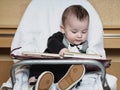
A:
[{"xmin": 1, "ymin": 0, "xmax": 117, "ymax": 90}]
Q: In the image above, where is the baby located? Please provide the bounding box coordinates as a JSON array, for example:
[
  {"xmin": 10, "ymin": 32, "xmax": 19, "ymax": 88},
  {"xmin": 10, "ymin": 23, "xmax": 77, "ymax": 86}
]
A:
[{"xmin": 29, "ymin": 5, "xmax": 89, "ymax": 90}]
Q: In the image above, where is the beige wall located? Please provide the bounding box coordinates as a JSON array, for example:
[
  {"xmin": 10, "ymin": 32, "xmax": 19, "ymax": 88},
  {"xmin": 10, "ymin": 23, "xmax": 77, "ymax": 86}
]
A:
[
  {"xmin": 0, "ymin": 0, "xmax": 31, "ymax": 28},
  {"xmin": 0, "ymin": 61, "xmax": 13, "ymax": 86},
  {"xmin": 88, "ymin": 0, "xmax": 120, "ymax": 28}
]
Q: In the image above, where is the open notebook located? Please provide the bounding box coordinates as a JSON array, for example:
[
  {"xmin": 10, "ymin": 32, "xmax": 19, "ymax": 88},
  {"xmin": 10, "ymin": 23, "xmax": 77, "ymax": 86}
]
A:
[
  {"xmin": 11, "ymin": 51, "xmax": 111, "ymax": 68},
  {"xmin": 21, "ymin": 51, "xmax": 103, "ymax": 59}
]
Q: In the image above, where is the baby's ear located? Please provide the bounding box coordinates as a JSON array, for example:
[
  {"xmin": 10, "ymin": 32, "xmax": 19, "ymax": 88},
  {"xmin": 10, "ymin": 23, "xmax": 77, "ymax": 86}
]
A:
[{"xmin": 60, "ymin": 25, "xmax": 65, "ymax": 34}]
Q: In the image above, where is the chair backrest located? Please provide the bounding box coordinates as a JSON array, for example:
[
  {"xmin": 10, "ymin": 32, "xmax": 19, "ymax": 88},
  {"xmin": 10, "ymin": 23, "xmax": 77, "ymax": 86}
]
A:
[{"xmin": 11, "ymin": 0, "xmax": 106, "ymax": 58}]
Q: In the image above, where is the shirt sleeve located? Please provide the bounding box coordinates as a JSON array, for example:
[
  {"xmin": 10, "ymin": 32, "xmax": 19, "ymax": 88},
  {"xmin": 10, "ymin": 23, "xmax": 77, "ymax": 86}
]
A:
[{"xmin": 44, "ymin": 32, "xmax": 66, "ymax": 53}]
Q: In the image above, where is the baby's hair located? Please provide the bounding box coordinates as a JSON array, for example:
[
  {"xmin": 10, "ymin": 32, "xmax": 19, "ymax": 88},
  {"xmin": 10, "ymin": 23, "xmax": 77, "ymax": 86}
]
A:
[{"xmin": 62, "ymin": 5, "xmax": 89, "ymax": 26}]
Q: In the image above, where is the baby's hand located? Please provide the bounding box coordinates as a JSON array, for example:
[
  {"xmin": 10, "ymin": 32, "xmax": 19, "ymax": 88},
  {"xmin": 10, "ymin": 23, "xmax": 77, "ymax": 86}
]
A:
[
  {"xmin": 59, "ymin": 48, "xmax": 69, "ymax": 57},
  {"xmin": 29, "ymin": 76, "xmax": 37, "ymax": 84}
]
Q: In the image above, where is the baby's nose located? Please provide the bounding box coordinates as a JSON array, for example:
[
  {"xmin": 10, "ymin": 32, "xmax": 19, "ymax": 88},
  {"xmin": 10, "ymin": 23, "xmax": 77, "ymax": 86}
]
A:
[{"xmin": 77, "ymin": 33, "xmax": 82, "ymax": 37}]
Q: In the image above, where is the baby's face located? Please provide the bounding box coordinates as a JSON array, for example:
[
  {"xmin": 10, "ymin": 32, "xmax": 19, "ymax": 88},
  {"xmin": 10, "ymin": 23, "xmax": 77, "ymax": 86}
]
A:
[{"xmin": 61, "ymin": 15, "xmax": 89, "ymax": 45}]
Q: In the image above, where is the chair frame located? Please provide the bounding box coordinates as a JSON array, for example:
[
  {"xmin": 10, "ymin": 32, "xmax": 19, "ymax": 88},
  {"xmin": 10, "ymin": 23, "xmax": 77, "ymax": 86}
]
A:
[{"xmin": 10, "ymin": 59, "xmax": 106, "ymax": 88}]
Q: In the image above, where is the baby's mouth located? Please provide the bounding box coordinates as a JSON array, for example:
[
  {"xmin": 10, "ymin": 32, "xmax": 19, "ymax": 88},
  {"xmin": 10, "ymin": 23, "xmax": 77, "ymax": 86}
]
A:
[{"xmin": 75, "ymin": 39, "xmax": 82, "ymax": 42}]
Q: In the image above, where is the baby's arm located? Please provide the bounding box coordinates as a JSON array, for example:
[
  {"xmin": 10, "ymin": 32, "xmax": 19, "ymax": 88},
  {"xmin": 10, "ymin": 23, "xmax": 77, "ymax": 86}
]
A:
[{"xmin": 45, "ymin": 32, "xmax": 67, "ymax": 53}]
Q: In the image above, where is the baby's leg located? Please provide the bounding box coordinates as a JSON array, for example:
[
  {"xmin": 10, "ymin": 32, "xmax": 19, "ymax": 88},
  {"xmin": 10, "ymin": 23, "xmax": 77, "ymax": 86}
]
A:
[
  {"xmin": 34, "ymin": 71, "xmax": 54, "ymax": 90},
  {"xmin": 57, "ymin": 65, "xmax": 85, "ymax": 90}
]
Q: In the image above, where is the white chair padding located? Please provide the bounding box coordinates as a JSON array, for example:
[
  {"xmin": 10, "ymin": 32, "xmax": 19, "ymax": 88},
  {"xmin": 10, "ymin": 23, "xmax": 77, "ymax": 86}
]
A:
[{"xmin": 11, "ymin": 0, "xmax": 106, "ymax": 58}]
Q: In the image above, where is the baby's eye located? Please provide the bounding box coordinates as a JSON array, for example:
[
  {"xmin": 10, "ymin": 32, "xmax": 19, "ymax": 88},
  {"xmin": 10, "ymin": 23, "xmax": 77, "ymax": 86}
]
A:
[
  {"xmin": 82, "ymin": 30, "xmax": 88, "ymax": 34},
  {"xmin": 71, "ymin": 29, "xmax": 78, "ymax": 33},
  {"xmin": 82, "ymin": 31, "xmax": 86, "ymax": 33},
  {"xmin": 71, "ymin": 31, "xmax": 77, "ymax": 33}
]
